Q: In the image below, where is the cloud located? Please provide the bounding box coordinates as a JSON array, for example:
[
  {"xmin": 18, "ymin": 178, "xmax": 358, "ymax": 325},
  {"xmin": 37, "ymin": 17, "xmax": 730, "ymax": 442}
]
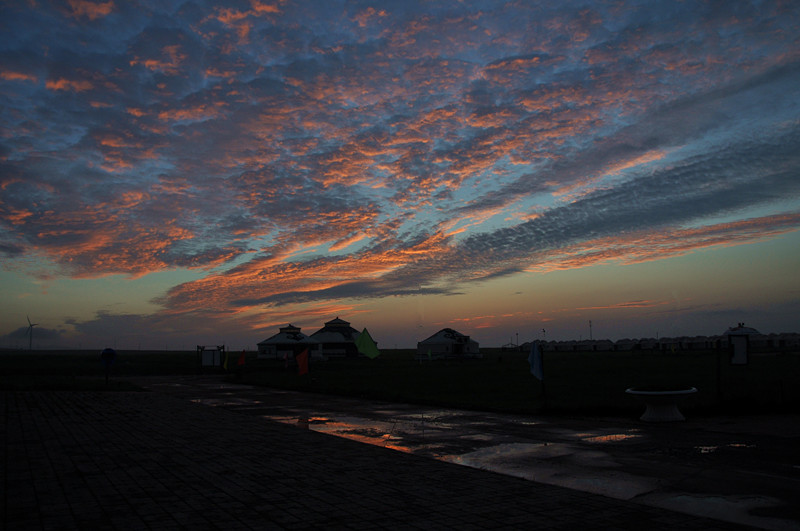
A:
[
  {"xmin": 45, "ymin": 78, "xmax": 94, "ymax": 92},
  {"xmin": 1, "ymin": 324, "xmax": 65, "ymax": 348},
  {"xmin": 0, "ymin": 0, "xmax": 799, "ymax": 345},
  {"xmin": 66, "ymin": 0, "xmax": 115, "ymax": 21}
]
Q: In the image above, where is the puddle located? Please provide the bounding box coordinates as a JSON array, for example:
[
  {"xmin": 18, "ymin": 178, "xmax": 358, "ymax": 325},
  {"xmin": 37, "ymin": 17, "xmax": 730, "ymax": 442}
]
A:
[
  {"xmin": 191, "ymin": 397, "xmax": 262, "ymax": 407},
  {"xmin": 641, "ymin": 493, "xmax": 796, "ymax": 531},
  {"xmin": 581, "ymin": 433, "xmax": 642, "ymax": 443},
  {"xmin": 695, "ymin": 446, "xmax": 719, "ymax": 454},
  {"xmin": 443, "ymin": 443, "xmax": 658, "ymax": 500},
  {"xmin": 144, "ymin": 378, "xmax": 800, "ymax": 530},
  {"xmin": 258, "ymin": 409, "xmax": 655, "ymax": 500}
]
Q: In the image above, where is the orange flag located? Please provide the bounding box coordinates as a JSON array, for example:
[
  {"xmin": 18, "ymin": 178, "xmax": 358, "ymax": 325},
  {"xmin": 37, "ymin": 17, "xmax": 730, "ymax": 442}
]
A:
[{"xmin": 296, "ymin": 348, "xmax": 309, "ymax": 376}]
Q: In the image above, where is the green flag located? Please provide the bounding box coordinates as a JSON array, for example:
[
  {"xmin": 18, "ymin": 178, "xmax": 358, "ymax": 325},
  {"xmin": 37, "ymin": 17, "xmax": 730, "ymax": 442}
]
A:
[{"xmin": 355, "ymin": 328, "xmax": 380, "ymax": 359}]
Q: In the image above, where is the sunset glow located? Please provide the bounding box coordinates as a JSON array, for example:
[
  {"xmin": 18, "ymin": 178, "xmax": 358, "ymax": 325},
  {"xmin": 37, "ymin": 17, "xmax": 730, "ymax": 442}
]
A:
[{"xmin": 1, "ymin": 0, "xmax": 799, "ymax": 350}]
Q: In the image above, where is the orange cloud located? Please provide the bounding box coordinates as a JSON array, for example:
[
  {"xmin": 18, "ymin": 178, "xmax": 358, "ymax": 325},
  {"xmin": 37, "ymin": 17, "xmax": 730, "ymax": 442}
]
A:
[
  {"xmin": 246, "ymin": 303, "xmax": 365, "ymax": 335},
  {"xmin": 4, "ymin": 206, "xmax": 34, "ymax": 225},
  {"xmin": 215, "ymin": 7, "xmax": 249, "ymax": 25},
  {"xmin": 442, "ymin": 206, "xmax": 509, "ymax": 238},
  {"xmin": 554, "ymin": 149, "xmax": 669, "ymax": 199},
  {"xmin": 328, "ymin": 233, "xmax": 369, "ymax": 252},
  {"xmin": 207, "ymin": 1, "xmax": 280, "ymax": 44},
  {"xmin": 446, "ymin": 314, "xmax": 502, "ymax": 329},
  {"xmin": 604, "ymin": 150, "xmax": 667, "ymax": 175},
  {"xmin": 67, "ymin": 0, "xmax": 114, "ymax": 20},
  {"xmin": 157, "ymin": 102, "xmax": 225, "ymax": 123},
  {"xmin": 161, "ymin": 227, "xmax": 454, "ymax": 317},
  {"xmin": 46, "ymin": 78, "xmax": 93, "ymax": 92},
  {"xmin": 353, "ymin": 7, "xmax": 388, "ymax": 28},
  {"xmin": 576, "ymin": 300, "xmax": 670, "ymax": 311},
  {"xmin": 92, "ymin": 131, "xmax": 162, "ymax": 172},
  {"xmin": 54, "ymin": 222, "xmax": 205, "ymax": 279},
  {"xmin": 129, "ymin": 45, "xmax": 187, "ymax": 75},
  {"xmin": 1, "ymin": 71, "xmax": 38, "ymax": 83},
  {"xmin": 126, "ymin": 107, "xmax": 146, "ymax": 117},
  {"xmin": 251, "ymin": 2, "xmax": 281, "ymax": 15}
]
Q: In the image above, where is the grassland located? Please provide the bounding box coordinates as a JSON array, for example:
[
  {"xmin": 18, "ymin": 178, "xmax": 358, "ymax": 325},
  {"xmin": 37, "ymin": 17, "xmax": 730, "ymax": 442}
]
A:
[
  {"xmin": 0, "ymin": 350, "xmax": 197, "ymax": 392},
  {"xmin": 241, "ymin": 348, "xmax": 800, "ymax": 415},
  {"xmin": 2, "ymin": 347, "xmax": 797, "ymax": 416}
]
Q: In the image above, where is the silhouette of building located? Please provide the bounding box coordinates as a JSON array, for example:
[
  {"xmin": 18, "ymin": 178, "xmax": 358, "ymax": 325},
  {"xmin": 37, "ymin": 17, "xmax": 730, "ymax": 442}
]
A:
[
  {"xmin": 309, "ymin": 317, "xmax": 361, "ymax": 358},
  {"xmin": 257, "ymin": 324, "xmax": 311, "ymax": 359},
  {"xmin": 417, "ymin": 328, "xmax": 480, "ymax": 359}
]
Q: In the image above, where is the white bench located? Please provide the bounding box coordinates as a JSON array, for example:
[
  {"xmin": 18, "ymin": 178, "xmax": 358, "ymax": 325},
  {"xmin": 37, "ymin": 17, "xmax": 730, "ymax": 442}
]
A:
[{"xmin": 626, "ymin": 387, "xmax": 697, "ymax": 421}]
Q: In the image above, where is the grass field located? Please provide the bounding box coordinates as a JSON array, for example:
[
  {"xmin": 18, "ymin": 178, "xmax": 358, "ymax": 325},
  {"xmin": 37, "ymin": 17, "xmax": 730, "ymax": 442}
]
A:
[
  {"xmin": 0, "ymin": 350, "xmax": 198, "ymax": 392},
  {"xmin": 240, "ymin": 348, "xmax": 800, "ymax": 415},
  {"xmin": 2, "ymin": 347, "xmax": 797, "ymax": 416}
]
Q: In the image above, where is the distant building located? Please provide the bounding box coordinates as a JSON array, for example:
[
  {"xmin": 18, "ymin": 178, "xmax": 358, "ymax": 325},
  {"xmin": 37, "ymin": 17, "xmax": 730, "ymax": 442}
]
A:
[
  {"xmin": 614, "ymin": 338, "xmax": 639, "ymax": 351},
  {"xmin": 723, "ymin": 323, "xmax": 760, "ymax": 339},
  {"xmin": 724, "ymin": 323, "xmax": 760, "ymax": 365},
  {"xmin": 257, "ymin": 324, "xmax": 311, "ymax": 360},
  {"xmin": 537, "ymin": 326, "xmax": 799, "ymax": 354},
  {"xmin": 417, "ymin": 328, "xmax": 480, "ymax": 360},
  {"xmin": 309, "ymin": 317, "xmax": 361, "ymax": 358},
  {"xmin": 575, "ymin": 339, "xmax": 614, "ymax": 351}
]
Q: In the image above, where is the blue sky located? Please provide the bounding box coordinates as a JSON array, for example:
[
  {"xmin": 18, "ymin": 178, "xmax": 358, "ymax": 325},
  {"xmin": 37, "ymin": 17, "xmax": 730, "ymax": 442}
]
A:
[{"xmin": 1, "ymin": 0, "xmax": 799, "ymax": 350}]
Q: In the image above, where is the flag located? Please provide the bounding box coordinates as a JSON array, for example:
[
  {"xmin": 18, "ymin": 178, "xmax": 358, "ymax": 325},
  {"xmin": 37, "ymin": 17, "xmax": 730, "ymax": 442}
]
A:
[
  {"xmin": 223, "ymin": 352, "xmax": 229, "ymax": 371},
  {"xmin": 355, "ymin": 328, "xmax": 380, "ymax": 359},
  {"xmin": 297, "ymin": 348, "xmax": 309, "ymax": 375},
  {"xmin": 237, "ymin": 350, "xmax": 246, "ymax": 366},
  {"xmin": 427, "ymin": 349, "xmax": 432, "ymax": 361},
  {"xmin": 528, "ymin": 341, "xmax": 543, "ymax": 381}
]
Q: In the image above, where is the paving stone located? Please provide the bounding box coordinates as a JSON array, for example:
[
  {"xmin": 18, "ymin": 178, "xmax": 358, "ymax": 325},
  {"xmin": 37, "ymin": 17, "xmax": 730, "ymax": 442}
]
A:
[{"xmin": 2, "ymin": 388, "xmax": 754, "ymax": 530}]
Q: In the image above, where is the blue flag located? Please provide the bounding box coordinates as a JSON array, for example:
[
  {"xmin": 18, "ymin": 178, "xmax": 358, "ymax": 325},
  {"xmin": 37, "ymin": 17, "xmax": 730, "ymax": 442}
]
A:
[{"xmin": 528, "ymin": 341, "xmax": 543, "ymax": 381}]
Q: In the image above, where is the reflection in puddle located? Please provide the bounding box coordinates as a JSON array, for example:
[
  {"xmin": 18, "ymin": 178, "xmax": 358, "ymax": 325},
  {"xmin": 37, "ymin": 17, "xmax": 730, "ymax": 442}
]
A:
[
  {"xmin": 442, "ymin": 442, "xmax": 656, "ymax": 500},
  {"xmin": 193, "ymin": 395, "xmax": 649, "ymax": 493},
  {"xmin": 696, "ymin": 446, "xmax": 719, "ymax": 454},
  {"xmin": 191, "ymin": 394, "xmax": 659, "ymax": 501},
  {"xmin": 192, "ymin": 397, "xmax": 263, "ymax": 407},
  {"xmin": 448, "ymin": 442, "xmax": 571, "ymax": 462},
  {"xmin": 582, "ymin": 433, "xmax": 642, "ymax": 443},
  {"xmin": 692, "ymin": 443, "xmax": 756, "ymax": 454},
  {"xmin": 156, "ymin": 381, "xmax": 796, "ymax": 530},
  {"xmin": 286, "ymin": 415, "xmax": 417, "ymax": 452}
]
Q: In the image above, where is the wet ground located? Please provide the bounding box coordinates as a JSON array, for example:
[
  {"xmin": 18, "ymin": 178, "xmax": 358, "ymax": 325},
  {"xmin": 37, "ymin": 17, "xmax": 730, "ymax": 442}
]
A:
[{"xmin": 142, "ymin": 376, "xmax": 800, "ymax": 530}]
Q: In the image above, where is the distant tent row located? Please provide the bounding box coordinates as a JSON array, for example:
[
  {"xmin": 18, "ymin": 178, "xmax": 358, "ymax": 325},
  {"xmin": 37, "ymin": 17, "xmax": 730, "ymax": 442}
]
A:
[
  {"xmin": 258, "ymin": 319, "xmax": 481, "ymax": 361},
  {"xmin": 517, "ymin": 324, "xmax": 800, "ymax": 353},
  {"xmin": 257, "ymin": 317, "xmax": 369, "ymax": 360}
]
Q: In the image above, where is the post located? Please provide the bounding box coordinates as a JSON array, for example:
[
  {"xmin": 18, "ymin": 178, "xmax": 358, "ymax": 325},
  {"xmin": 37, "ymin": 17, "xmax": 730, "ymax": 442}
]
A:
[
  {"xmin": 716, "ymin": 347, "xmax": 723, "ymax": 404},
  {"xmin": 540, "ymin": 349, "xmax": 547, "ymax": 410},
  {"xmin": 100, "ymin": 348, "xmax": 116, "ymax": 385}
]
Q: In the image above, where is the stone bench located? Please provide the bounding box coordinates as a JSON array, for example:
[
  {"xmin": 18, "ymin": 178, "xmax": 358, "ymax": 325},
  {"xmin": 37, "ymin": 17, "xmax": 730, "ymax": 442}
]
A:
[{"xmin": 625, "ymin": 387, "xmax": 697, "ymax": 422}]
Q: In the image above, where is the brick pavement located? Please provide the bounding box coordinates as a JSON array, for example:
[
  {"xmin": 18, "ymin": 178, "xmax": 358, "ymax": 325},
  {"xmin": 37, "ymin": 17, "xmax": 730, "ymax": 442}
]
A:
[{"xmin": 2, "ymin": 390, "xmax": 748, "ymax": 530}]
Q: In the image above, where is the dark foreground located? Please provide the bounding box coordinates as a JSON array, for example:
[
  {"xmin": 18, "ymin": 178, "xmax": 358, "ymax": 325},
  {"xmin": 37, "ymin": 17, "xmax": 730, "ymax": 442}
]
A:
[{"xmin": 1, "ymin": 378, "xmax": 772, "ymax": 530}]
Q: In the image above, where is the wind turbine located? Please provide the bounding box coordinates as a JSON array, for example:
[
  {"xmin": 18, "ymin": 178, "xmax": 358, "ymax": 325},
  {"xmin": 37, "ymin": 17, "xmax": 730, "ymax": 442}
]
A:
[{"xmin": 26, "ymin": 315, "xmax": 38, "ymax": 350}]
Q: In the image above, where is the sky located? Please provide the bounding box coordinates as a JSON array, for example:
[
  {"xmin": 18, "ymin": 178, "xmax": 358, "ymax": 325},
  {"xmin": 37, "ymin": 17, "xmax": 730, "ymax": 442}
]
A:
[{"xmin": 1, "ymin": 0, "xmax": 799, "ymax": 351}]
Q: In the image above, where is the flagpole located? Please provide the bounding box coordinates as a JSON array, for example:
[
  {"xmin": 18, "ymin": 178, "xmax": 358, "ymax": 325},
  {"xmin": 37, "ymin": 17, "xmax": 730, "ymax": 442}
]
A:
[
  {"xmin": 529, "ymin": 340, "xmax": 547, "ymax": 410},
  {"xmin": 541, "ymin": 348, "xmax": 547, "ymax": 410}
]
